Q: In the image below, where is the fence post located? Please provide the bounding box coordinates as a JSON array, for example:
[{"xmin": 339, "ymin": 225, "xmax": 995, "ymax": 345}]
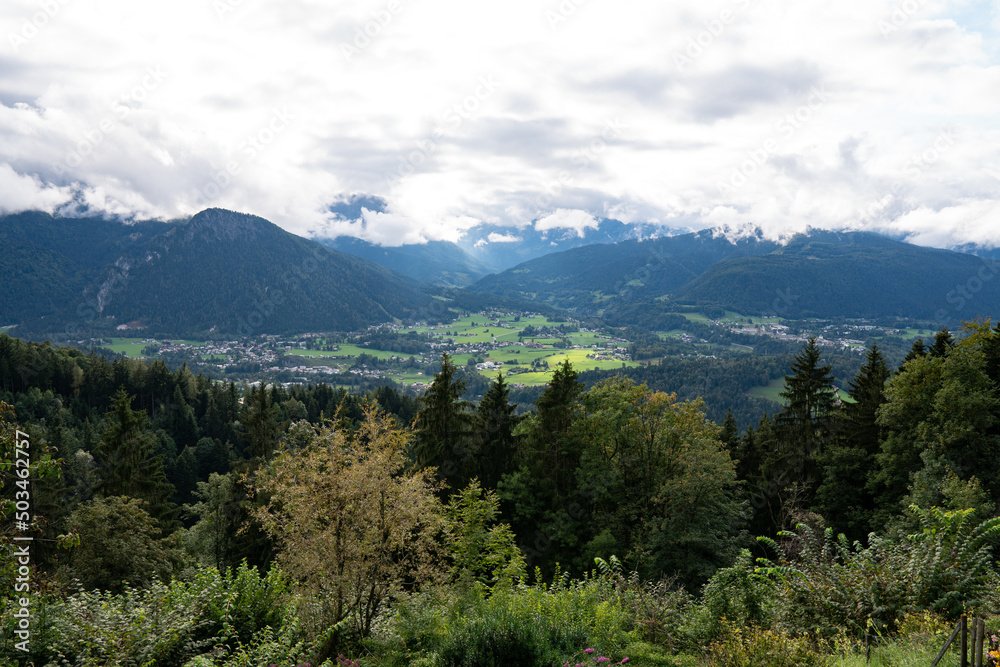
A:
[
  {"xmin": 962, "ymin": 615, "xmax": 968, "ymax": 667},
  {"xmin": 932, "ymin": 618, "xmax": 964, "ymax": 667},
  {"xmin": 975, "ymin": 618, "xmax": 985, "ymax": 667}
]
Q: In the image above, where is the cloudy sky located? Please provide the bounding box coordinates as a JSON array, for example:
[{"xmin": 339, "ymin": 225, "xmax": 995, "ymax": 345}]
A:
[{"xmin": 1, "ymin": 0, "xmax": 999, "ymax": 249}]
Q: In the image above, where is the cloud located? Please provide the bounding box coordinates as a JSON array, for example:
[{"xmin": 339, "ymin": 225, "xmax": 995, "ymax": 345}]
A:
[
  {"xmin": 487, "ymin": 231, "xmax": 522, "ymax": 243},
  {"xmin": 0, "ymin": 0, "xmax": 997, "ymax": 250},
  {"xmin": 535, "ymin": 208, "xmax": 599, "ymax": 237}
]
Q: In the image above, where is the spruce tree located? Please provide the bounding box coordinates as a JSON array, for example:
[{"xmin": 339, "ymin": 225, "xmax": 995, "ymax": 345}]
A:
[
  {"xmin": 93, "ymin": 388, "xmax": 177, "ymax": 530},
  {"xmin": 771, "ymin": 338, "xmax": 837, "ymax": 519},
  {"xmin": 929, "ymin": 328, "xmax": 955, "ymax": 358},
  {"xmin": 815, "ymin": 343, "xmax": 889, "ymax": 538},
  {"xmin": 240, "ymin": 383, "xmax": 281, "ymax": 462},
  {"xmin": 903, "ymin": 338, "xmax": 928, "ymax": 365},
  {"xmin": 413, "ymin": 353, "xmax": 477, "ymax": 491},
  {"xmin": 476, "ymin": 373, "xmax": 519, "ymax": 490}
]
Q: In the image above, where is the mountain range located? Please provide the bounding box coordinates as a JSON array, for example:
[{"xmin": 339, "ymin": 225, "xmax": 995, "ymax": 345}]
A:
[
  {"xmin": 3, "ymin": 208, "xmax": 999, "ymax": 337},
  {"xmin": 469, "ymin": 228, "xmax": 1000, "ymax": 323},
  {"xmin": 1, "ymin": 208, "xmax": 435, "ymax": 336}
]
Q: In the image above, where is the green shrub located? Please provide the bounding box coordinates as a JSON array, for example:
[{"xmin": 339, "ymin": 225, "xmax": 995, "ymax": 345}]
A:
[
  {"xmin": 707, "ymin": 624, "xmax": 823, "ymax": 667},
  {"xmin": 757, "ymin": 507, "xmax": 1000, "ymax": 640},
  {"xmin": 1, "ymin": 563, "xmax": 291, "ymax": 667},
  {"xmin": 386, "ymin": 573, "xmax": 634, "ymax": 667}
]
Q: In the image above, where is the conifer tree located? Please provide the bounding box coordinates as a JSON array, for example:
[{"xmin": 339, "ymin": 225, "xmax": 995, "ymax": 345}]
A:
[
  {"xmin": 815, "ymin": 343, "xmax": 890, "ymax": 538},
  {"xmin": 240, "ymin": 383, "xmax": 281, "ymax": 462},
  {"xmin": 413, "ymin": 353, "xmax": 477, "ymax": 491},
  {"xmin": 476, "ymin": 372, "xmax": 519, "ymax": 490},
  {"xmin": 770, "ymin": 338, "xmax": 837, "ymax": 520},
  {"xmin": 93, "ymin": 388, "xmax": 176, "ymax": 529},
  {"xmin": 903, "ymin": 338, "xmax": 928, "ymax": 365},
  {"xmin": 929, "ymin": 327, "xmax": 955, "ymax": 358}
]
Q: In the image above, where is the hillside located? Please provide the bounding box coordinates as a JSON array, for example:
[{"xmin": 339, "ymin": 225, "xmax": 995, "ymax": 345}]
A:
[
  {"xmin": 470, "ymin": 228, "xmax": 782, "ymax": 310},
  {"xmin": 317, "ymin": 236, "xmax": 495, "ymax": 287},
  {"xmin": 2, "ymin": 209, "xmax": 435, "ymax": 336},
  {"xmin": 469, "ymin": 227, "xmax": 1000, "ymax": 322},
  {"xmin": 676, "ymin": 230, "xmax": 1000, "ymax": 320}
]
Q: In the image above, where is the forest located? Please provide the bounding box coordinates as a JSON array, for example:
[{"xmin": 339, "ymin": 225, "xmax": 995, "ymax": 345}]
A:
[{"xmin": 3, "ymin": 322, "xmax": 1000, "ymax": 666}]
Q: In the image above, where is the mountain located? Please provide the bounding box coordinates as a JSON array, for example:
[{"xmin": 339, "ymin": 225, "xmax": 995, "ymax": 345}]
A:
[
  {"xmin": 469, "ymin": 227, "xmax": 782, "ymax": 310},
  {"xmin": 2, "ymin": 209, "xmax": 436, "ymax": 336},
  {"xmin": 675, "ymin": 230, "xmax": 1000, "ymax": 321},
  {"xmin": 316, "ymin": 236, "xmax": 494, "ymax": 287},
  {"xmin": 457, "ymin": 218, "xmax": 669, "ymax": 270},
  {"xmin": 470, "ymin": 227, "xmax": 1000, "ymax": 323}
]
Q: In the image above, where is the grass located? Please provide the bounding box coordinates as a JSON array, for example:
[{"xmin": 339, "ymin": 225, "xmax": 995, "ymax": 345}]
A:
[
  {"xmin": 105, "ymin": 338, "xmax": 151, "ymax": 357},
  {"xmin": 286, "ymin": 345, "xmax": 401, "ymax": 361},
  {"xmin": 826, "ymin": 639, "xmax": 956, "ymax": 667},
  {"xmin": 749, "ymin": 378, "xmax": 785, "ymax": 404}
]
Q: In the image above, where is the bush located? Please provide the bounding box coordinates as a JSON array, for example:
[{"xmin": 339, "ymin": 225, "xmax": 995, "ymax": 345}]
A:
[
  {"xmin": 386, "ymin": 573, "xmax": 635, "ymax": 667},
  {"xmin": 707, "ymin": 624, "xmax": 823, "ymax": 667},
  {"xmin": 2, "ymin": 563, "xmax": 291, "ymax": 667}
]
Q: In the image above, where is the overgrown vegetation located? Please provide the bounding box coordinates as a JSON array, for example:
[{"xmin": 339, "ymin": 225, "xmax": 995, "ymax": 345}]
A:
[{"xmin": 3, "ymin": 322, "xmax": 1000, "ymax": 665}]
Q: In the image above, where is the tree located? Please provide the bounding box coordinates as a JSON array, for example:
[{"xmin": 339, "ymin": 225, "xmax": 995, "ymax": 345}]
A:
[
  {"xmin": 93, "ymin": 388, "xmax": 176, "ymax": 528},
  {"xmin": 815, "ymin": 344, "xmax": 890, "ymax": 539},
  {"xmin": 475, "ymin": 373, "xmax": 520, "ymax": 490},
  {"xmin": 413, "ymin": 353, "xmax": 477, "ymax": 491},
  {"xmin": 574, "ymin": 377, "xmax": 747, "ymax": 585},
  {"xmin": 499, "ymin": 361, "xmax": 584, "ymax": 573},
  {"xmin": 239, "ymin": 383, "xmax": 281, "ymax": 462},
  {"xmin": 445, "ymin": 479, "xmax": 525, "ymax": 586},
  {"xmin": 251, "ymin": 404, "xmax": 447, "ymax": 641},
  {"xmin": 870, "ymin": 323, "xmax": 1000, "ymax": 530},
  {"xmin": 770, "ymin": 339, "xmax": 837, "ymax": 516},
  {"xmin": 58, "ymin": 496, "xmax": 175, "ymax": 593},
  {"xmin": 929, "ymin": 328, "xmax": 955, "ymax": 358}
]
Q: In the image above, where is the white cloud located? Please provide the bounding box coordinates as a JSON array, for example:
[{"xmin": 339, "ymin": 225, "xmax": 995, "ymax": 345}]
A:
[
  {"xmin": 0, "ymin": 0, "xmax": 997, "ymax": 249},
  {"xmin": 487, "ymin": 232, "xmax": 522, "ymax": 243},
  {"xmin": 534, "ymin": 209, "xmax": 599, "ymax": 237}
]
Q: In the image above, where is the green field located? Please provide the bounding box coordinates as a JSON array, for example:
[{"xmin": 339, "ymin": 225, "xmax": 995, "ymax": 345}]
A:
[
  {"xmin": 107, "ymin": 338, "xmax": 206, "ymax": 357},
  {"xmin": 749, "ymin": 377, "xmax": 855, "ymax": 405},
  {"xmin": 105, "ymin": 338, "xmax": 151, "ymax": 357},
  {"xmin": 286, "ymin": 345, "xmax": 402, "ymax": 361},
  {"xmin": 748, "ymin": 377, "xmax": 785, "ymax": 403}
]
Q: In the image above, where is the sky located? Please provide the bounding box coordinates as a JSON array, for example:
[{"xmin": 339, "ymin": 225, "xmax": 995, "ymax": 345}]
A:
[{"xmin": 1, "ymin": 0, "xmax": 999, "ymax": 249}]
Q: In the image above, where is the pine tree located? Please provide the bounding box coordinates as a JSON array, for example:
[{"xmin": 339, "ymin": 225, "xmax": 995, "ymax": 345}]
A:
[
  {"xmin": 476, "ymin": 373, "xmax": 520, "ymax": 490},
  {"xmin": 903, "ymin": 338, "xmax": 928, "ymax": 365},
  {"xmin": 240, "ymin": 383, "xmax": 281, "ymax": 462},
  {"xmin": 719, "ymin": 410, "xmax": 739, "ymax": 452},
  {"xmin": 524, "ymin": 359, "xmax": 584, "ymax": 503},
  {"xmin": 815, "ymin": 343, "xmax": 889, "ymax": 538},
  {"xmin": 413, "ymin": 353, "xmax": 477, "ymax": 491},
  {"xmin": 929, "ymin": 328, "xmax": 955, "ymax": 358},
  {"xmin": 93, "ymin": 388, "xmax": 176, "ymax": 529},
  {"xmin": 771, "ymin": 338, "xmax": 837, "ymax": 519}
]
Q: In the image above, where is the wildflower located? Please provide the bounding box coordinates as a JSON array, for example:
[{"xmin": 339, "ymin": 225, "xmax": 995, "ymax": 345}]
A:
[{"xmin": 584, "ymin": 648, "xmax": 595, "ymax": 654}]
